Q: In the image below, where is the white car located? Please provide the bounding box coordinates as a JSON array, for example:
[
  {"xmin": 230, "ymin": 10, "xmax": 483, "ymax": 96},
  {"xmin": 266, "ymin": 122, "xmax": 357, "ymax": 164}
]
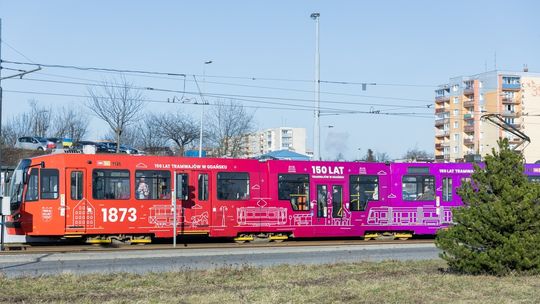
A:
[{"xmin": 15, "ymin": 136, "xmax": 55, "ymax": 151}]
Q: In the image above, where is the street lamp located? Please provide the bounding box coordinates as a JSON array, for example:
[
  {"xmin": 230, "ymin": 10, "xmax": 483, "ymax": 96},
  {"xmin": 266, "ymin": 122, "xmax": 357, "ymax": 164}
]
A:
[
  {"xmin": 198, "ymin": 60, "xmax": 213, "ymax": 158},
  {"xmin": 310, "ymin": 12, "xmax": 321, "ymax": 161}
]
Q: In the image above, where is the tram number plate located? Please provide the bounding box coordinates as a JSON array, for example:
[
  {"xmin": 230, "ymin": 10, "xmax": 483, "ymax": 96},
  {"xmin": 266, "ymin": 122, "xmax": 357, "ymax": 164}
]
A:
[{"xmin": 101, "ymin": 207, "xmax": 137, "ymax": 223}]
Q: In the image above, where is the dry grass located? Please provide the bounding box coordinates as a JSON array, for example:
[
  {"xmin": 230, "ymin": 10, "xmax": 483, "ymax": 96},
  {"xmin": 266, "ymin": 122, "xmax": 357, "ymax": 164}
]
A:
[{"xmin": 2, "ymin": 260, "xmax": 540, "ymax": 303}]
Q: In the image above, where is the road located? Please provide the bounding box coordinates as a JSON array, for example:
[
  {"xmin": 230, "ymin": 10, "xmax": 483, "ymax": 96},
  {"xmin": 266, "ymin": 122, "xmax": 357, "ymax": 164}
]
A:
[{"xmin": 0, "ymin": 243, "xmax": 440, "ymax": 277}]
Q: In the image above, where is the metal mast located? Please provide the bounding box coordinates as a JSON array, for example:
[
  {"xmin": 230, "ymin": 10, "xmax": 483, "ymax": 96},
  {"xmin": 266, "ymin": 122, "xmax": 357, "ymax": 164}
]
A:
[{"xmin": 311, "ymin": 13, "xmax": 321, "ymax": 160}]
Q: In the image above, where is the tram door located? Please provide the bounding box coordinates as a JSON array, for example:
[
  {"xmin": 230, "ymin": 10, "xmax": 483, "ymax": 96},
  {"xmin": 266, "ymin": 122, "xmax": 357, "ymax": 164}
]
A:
[
  {"xmin": 314, "ymin": 183, "xmax": 344, "ymax": 233},
  {"xmin": 65, "ymin": 168, "xmax": 89, "ymax": 234},
  {"xmin": 174, "ymin": 171, "xmax": 211, "ymax": 234}
]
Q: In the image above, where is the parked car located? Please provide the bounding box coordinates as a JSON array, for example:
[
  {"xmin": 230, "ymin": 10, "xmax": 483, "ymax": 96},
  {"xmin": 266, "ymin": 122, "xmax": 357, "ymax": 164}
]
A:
[
  {"xmin": 47, "ymin": 137, "xmax": 73, "ymax": 148},
  {"xmin": 72, "ymin": 141, "xmax": 115, "ymax": 153},
  {"xmin": 15, "ymin": 136, "xmax": 55, "ymax": 151},
  {"xmin": 100, "ymin": 142, "xmax": 142, "ymax": 154}
]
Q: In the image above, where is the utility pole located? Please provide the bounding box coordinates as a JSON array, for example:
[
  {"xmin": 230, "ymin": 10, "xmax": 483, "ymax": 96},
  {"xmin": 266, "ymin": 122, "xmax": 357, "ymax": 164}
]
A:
[
  {"xmin": 310, "ymin": 13, "xmax": 321, "ymax": 160},
  {"xmin": 199, "ymin": 60, "xmax": 212, "ymax": 158},
  {"xmin": 0, "ymin": 18, "xmax": 4, "ymax": 252}
]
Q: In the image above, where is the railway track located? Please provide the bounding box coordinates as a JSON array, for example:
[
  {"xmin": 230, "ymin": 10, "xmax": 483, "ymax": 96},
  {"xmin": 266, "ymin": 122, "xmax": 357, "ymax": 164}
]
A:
[{"xmin": 0, "ymin": 238, "xmax": 435, "ymax": 254}]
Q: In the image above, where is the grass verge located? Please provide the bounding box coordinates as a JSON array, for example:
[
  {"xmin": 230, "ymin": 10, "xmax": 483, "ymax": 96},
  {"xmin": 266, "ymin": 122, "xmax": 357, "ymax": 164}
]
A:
[{"xmin": 2, "ymin": 260, "xmax": 540, "ymax": 303}]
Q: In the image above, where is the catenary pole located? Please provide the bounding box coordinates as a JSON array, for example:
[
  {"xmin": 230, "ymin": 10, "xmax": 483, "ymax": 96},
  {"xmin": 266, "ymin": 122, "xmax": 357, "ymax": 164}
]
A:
[
  {"xmin": 311, "ymin": 13, "xmax": 321, "ymax": 160},
  {"xmin": 0, "ymin": 18, "xmax": 4, "ymax": 252}
]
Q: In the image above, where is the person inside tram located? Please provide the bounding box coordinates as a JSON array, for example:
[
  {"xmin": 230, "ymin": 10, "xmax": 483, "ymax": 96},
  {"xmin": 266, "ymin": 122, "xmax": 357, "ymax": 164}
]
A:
[
  {"xmin": 418, "ymin": 185, "xmax": 435, "ymax": 200},
  {"xmin": 137, "ymin": 177, "xmax": 150, "ymax": 199}
]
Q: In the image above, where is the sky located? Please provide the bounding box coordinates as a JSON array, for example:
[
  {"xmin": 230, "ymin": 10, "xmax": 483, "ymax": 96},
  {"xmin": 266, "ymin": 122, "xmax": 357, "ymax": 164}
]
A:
[{"xmin": 1, "ymin": 0, "xmax": 539, "ymax": 160}]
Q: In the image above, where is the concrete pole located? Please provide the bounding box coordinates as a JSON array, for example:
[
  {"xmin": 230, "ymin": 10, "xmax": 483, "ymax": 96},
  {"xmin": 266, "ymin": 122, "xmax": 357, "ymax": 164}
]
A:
[{"xmin": 311, "ymin": 13, "xmax": 321, "ymax": 160}]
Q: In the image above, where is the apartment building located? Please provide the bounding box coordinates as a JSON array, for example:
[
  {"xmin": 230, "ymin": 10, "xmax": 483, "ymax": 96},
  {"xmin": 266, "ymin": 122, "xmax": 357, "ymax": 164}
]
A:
[
  {"xmin": 244, "ymin": 127, "xmax": 307, "ymax": 158},
  {"xmin": 435, "ymin": 69, "xmax": 540, "ymax": 163}
]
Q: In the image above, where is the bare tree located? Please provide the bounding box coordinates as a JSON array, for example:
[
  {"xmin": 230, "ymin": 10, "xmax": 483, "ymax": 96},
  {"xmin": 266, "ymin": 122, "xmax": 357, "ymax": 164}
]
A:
[
  {"xmin": 206, "ymin": 99, "xmax": 255, "ymax": 157},
  {"xmin": 403, "ymin": 147, "xmax": 433, "ymax": 161},
  {"xmin": 137, "ymin": 114, "xmax": 169, "ymax": 149},
  {"xmin": 51, "ymin": 105, "xmax": 89, "ymax": 142},
  {"xmin": 102, "ymin": 127, "xmax": 140, "ymax": 148},
  {"xmin": 28, "ymin": 100, "xmax": 52, "ymax": 137},
  {"xmin": 1, "ymin": 100, "xmax": 51, "ymax": 146},
  {"xmin": 87, "ymin": 77, "xmax": 145, "ymax": 153},
  {"xmin": 153, "ymin": 111, "xmax": 199, "ymax": 156},
  {"xmin": 376, "ymin": 151, "xmax": 391, "ymax": 162}
]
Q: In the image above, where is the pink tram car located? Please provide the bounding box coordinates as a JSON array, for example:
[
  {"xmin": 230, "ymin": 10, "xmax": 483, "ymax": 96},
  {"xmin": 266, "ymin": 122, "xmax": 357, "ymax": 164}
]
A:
[{"xmin": 3, "ymin": 153, "xmax": 539, "ymax": 244}]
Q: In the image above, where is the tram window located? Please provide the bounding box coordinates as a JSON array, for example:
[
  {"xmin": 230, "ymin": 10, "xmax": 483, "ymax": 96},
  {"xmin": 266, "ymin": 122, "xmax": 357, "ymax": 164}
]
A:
[
  {"xmin": 198, "ymin": 173, "xmax": 209, "ymax": 201},
  {"xmin": 135, "ymin": 170, "xmax": 171, "ymax": 200},
  {"xmin": 529, "ymin": 176, "xmax": 540, "ymax": 183},
  {"xmin": 332, "ymin": 185, "xmax": 343, "ymax": 218},
  {"xmin": 41, "ymin": 169, "xmax": 59, "ymax": 199},
  {"xmin": 402, "ymin": 175, "xmax": 435, "ymax": 201},
  {"xmin": 278, "ymin": 174, "xmax": 309, "ymax": 211},
  {"xmin": 442, "ymin": 177, "xmax": 452, "ymax": 201},
  {"xmin": 349, "ymin": 175, "xmax": 378, "ymax": 211},
  {"xmin": 71, "ymin": 171, "xmax": 84, "ymax": 200},
  {"xmin": 176, "ymin": 173, "xmax": 189, "ymax": 200},
  {"xmin": 217, "ymin": 172, "xmax": 250, "ymax": 200},
  {"xmin": 317, "ymin": 185, "xmax": 328, "ymax": 218},
  {"xmin": 25, "ymin": 168, "xmax": 39, "ymax": 202},
  {"xmin": 93, "ymin": 170, "xmax": 130, "ymax": 200}
]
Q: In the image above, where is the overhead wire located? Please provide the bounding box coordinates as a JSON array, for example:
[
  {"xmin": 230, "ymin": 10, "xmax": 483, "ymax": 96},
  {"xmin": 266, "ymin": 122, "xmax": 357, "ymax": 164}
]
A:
[
  {"xmin": 12, "ymin": 76, "xmax": 434, "ymax": 110},
  {"xmin": 3, "ymin": 89, "xmax": 435, "ymax": 119}
]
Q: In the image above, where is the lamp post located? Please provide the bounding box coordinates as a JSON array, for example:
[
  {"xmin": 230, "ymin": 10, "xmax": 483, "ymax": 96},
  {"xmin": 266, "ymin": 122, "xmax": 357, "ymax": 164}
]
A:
[
  {"xmin": 310, "ymin": 12, "xmax": 321, "ymax": 160},
  {"xmin": 198, "ymin": 60, "xmax": 212, "ymax": 158}
]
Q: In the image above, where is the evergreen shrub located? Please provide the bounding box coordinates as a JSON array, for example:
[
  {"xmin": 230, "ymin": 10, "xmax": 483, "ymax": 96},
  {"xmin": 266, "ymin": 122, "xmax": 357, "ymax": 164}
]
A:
[{"xmin": 436, "ymin": 139, "xmax": 540, "ymax": 275}]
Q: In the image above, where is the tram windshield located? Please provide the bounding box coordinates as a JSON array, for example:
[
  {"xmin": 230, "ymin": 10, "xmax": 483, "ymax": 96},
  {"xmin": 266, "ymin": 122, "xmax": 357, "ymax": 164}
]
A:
[{"xmin": 9, "ymin": 159, "xmax": 31, "ymax": 212}]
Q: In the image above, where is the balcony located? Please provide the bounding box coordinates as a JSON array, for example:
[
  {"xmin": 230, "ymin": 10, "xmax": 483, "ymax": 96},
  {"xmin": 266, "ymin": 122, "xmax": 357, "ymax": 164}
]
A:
[
  {"xmin": 463, "ymin": 99, "xmax": 475, "ymax": 108},
  {"xmin": 435, "ymin": 130, "xmax": 449, "ymax": 137},
  {"xmin": 464, "ymin": 125, "xmax": 475, "ymax": 133},
  {"xmin": 502, "ymin": 111, "xmax": 521, "ymax": 118},
  {"xmin": 435, "ymin": 118, "xmax": 449, "ymax": 127},
  {"xmin": 435, "ymin": 107, "xmax": 446, "ymax": 114},
  {"xmin": 502, "ymin": 97, "xmax": 519, "ymax": 104},
  {"xmin": 464, "ymin": 138, "xmax": 474, "ymax": 146},
  {"xmin": 502, "ymin": 83, "xmax": 521, "ymax": 91},
  {"xmin": 435, "ymin": 95, "xmax": 450, "ymax": 104},
  {"xmin": 509, "ymin": 138, "xmax": 523, "ymax": 144},
  {"xmin": 463, "ymin": 87, "xmax": 474, "ymax": 95},
  {"xmin": 463, "ymin": 114, "xmax": 474, "ymax": 121},
  {"xmin": 435, "ymin": 143, "xmax": 443, "ymax": 150}
]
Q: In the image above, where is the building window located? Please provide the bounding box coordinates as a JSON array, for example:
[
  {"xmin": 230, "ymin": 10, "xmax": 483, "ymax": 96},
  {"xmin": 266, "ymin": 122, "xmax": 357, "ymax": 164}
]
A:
[
  {"xmin": 453, "ymin": 97, "xmax": 458, "ymax": 104},
  {"xmin": 41, "ymin": 169, "xmax": 59, "ymax": 199},
  {"xmin": 217, "ymin": 172, "xmax": 250, "ymax": 200},
  {"xmin": 454, "ymin": 146, "xmax": 458, "ymax": 153},
  {"xmin": 452, "ymin": 84, "xmax": 459, "ymax": 92},
  {"xmin": 349, "ymin": 175, "xmax": 379, "ymax": 211},
  {"xmin": 278, "ymin": 174, "xmax": 309, "ymax": 211},
  {"xmin": 454, "ymin": 134, "xmax": 459, "ymax": 141},
  {"xmin": 402, "ymin": 175, "xmax": 435, "ymax": 201},
  {"xmin": 453, "ymin": 109, "xmax": 459, "ymax": 117},
  {"xmin": 454, "ymin": 121, "xmax": 459, "ymax": 129}
]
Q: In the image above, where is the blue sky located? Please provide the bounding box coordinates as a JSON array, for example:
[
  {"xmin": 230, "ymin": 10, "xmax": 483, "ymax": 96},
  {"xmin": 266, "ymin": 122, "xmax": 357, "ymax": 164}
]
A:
[{"xmin": 1, "ymin": 0, "xmax": 539, "ymax": 159}]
